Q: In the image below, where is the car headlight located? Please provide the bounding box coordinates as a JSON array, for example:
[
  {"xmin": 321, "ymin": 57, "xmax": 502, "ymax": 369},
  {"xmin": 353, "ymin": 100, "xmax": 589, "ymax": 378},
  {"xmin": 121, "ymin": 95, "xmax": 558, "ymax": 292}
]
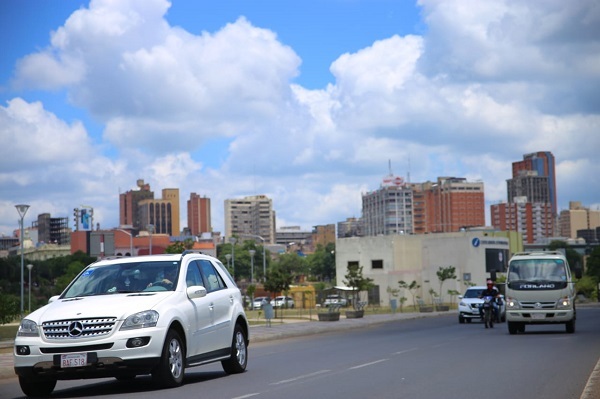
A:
[
  {"xmin": 17, "ymin": 319, "xmax": 39, "ymax": 337},
  {"xmin": 556, "ymin": 297, "xmax": 571, "ymax": 310},
  {"xmin": 120, "ymin": 310, "xmax": 159, "ymax": 330},
  {"xmin": 505, "ymin": 298, "xmax": 520, "ymax": 310},
  {"xmin": 459, "ymin": 301, "xmax": 466, "ymax": 307}
]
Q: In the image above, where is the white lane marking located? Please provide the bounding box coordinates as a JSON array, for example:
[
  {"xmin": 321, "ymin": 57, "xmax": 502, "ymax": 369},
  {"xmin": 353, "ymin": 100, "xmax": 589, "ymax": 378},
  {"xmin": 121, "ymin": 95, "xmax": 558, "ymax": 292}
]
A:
[
  {"xmin": 394, "ymin": 347, "xmax": 418, "ymax": 355},
  {"xmin": 349, "ymin": 359, "xmax": 388, "ymax": 370},
  {"xmin": 270, "ymin": 369, "xmax": 331, "ymax": 385},
  {"xmin": 232, "ymin": 394, "xmax": 261, "ymax": 399}
]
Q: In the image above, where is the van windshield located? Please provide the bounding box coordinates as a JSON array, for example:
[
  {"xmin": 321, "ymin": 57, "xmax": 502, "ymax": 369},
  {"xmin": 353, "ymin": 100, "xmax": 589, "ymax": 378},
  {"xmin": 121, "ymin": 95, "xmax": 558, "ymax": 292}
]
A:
[{"xmin": 508, "ymin": 259, "xmax": 567, "ymax": 282}]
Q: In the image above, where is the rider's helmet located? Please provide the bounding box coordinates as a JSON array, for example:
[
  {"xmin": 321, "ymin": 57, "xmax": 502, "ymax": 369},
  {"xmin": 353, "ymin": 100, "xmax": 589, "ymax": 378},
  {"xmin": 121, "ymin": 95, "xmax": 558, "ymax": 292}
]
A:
[{"xmin": 486, "ymin": 279, "xmax": 493, "ymax": 288}]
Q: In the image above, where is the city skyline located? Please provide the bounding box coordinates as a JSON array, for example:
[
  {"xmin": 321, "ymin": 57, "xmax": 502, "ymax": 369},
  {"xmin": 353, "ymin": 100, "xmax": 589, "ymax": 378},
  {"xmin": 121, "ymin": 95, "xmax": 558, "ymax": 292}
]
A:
[{"xmin": 1, "ymin": 0, "xmax": 599, "ymax": 236}]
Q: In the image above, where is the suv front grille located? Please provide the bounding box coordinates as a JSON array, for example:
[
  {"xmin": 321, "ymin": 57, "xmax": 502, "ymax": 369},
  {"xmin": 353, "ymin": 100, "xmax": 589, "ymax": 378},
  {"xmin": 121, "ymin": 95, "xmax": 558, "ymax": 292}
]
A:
[{"xmin": 42, "ymin": 318, "xmax": 117, "ymax": 339}]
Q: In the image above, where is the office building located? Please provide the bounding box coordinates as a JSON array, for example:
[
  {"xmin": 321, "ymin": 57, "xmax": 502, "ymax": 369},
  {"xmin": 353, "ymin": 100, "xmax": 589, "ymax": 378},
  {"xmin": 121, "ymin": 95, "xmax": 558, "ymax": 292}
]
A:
[
  {"xmin": 119, "ymin": 179, "xmax": 154, "ymax": 232},
  {"xmin": 559, "ymin": 201, "xmax": 600, "ymax": 241},
  {"xmin": 138, "ymin": 188, "xmax": 180, "ymax": 236},
  {"xmin": 187, "ymin": 193, "xmax": 212, "ymax": 236},
  {"xmin": 337, "ymin": 217, "xmax": 362, "ymax": 238},
  {"xmin": 362, "ymin": 174, "xmax": 414, "ymax": 236},
  {"xmin": 224, "ymin": 195, "xmax": 276, "ymax": 244},
  {"xmin": 490, "ymin": 197, "xmax": 554, "ymax": 244}
]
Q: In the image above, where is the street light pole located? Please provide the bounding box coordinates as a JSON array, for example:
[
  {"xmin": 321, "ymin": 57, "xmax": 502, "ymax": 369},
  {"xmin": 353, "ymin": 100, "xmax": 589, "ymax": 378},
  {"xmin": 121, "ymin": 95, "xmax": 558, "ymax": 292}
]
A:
[
  {"xmin": 239, "ymin": 234, "xmax": 266, "ymax": 280},
  {"xmin": 225, "ymin": 253, "xmax": 231, "ymax": 271},
  {"xmin": 229, "ymin": 237, "xmax": 236, "ymax": 280},
  {"xmin": 27, "ymin": 264, "xmax": 33, "ymax": 313},
  {"xmin": 249, "ymin": 249, "xmax": 256, "ymax": 283},
  {"xmin": 147, "ymin": 224, "xmax": 154, "ymax": 255},
  {"xmin": 15, "ymin": 204, "xmax": 30, "ymax": 318}
]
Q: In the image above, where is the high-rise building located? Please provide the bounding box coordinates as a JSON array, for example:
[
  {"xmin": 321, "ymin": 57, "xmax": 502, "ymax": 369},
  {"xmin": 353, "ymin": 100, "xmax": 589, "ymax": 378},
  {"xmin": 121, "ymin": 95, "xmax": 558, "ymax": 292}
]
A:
[
  {"xmin": 187, "ymin": 193, "xmax": 212, "ymax": 235},
  {"xmin": 415, "ymin": 177, "xmax": 485, "ymax": 233},
  {"xmin": 491, "ymin": 197, "xmax": 553, "ymax": 244},
  {"xmin": 362, "ymin": 174, "xmax": 414, "ymax": 236},
  {"xmin": 224, "ymin": 195, "xmax": 276, "ymax": 244},
  {"xmin": 559, "ymin": 201, "xmax": 600, "ymax": 240},
  {"xmin": 362, "ymin": 175, "xmax": 485, "ymax": 237},
  {"xmin": 492, "ymin": 151, "xmax": 557, "ymax": 242},
  {"xmin": 138, "ymin": 188, "xmax": 180, "ymax": 236},
  {"xmin": 119, "ymin": 179, "xmax": 154, "ymax": 231},
  {"xmin": 511, "ymin": 151, "xmax": 557, "ymax": 217},
  {"xmin": 33, "ymin": 213, "xmax": 71, "ymax": 245}
]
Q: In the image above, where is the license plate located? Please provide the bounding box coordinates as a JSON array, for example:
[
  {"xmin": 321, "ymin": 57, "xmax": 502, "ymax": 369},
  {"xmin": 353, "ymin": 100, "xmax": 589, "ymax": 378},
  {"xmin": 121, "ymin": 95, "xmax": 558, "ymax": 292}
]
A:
[
  {"xmin": 531, "ymin": 313, "xmax": 545, "ymax": 320},
  {"xmin": 61, "ymin": 353, "xmax": 87, "ymax": 368}
]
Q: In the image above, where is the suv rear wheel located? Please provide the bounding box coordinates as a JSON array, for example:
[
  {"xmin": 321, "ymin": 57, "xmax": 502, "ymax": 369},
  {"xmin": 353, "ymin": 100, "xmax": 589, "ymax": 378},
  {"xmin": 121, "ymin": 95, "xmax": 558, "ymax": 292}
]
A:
[{"xmin": 222, "ymin": 324, "xmax": 248, "ymax": 374}]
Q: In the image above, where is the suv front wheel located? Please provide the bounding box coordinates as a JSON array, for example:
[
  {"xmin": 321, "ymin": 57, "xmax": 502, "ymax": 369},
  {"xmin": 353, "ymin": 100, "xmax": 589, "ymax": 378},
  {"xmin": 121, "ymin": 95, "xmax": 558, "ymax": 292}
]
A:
[{"xmin": 152, "ymin": 329, "xmax": 185, "ymax": 388}]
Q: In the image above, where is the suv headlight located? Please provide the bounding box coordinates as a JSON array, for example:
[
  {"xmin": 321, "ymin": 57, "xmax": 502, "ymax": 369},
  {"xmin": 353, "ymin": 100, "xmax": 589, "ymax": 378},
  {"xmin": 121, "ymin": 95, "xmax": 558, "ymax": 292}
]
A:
[
  {"xmin": 556, "ymin": 297, "xmax": 571, "ymax": 310},
  {"xmin": 17, "ymin": 319, "xmax": 39, "ymax": 337},
  {"xmin": 120, "ymin": 310, "xmax": 159, "ymax": 330},
  {"xmin": 459, "ymin": 301, "xmax": 466, "ymax": 307},
  {"xmin": 505, "ymin": 298, "xmax": 520, "ymax": 310}
]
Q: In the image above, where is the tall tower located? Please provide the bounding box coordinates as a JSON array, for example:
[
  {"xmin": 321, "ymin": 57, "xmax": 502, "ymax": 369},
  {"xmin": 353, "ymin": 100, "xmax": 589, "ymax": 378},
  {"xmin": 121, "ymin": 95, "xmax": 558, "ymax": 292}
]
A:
[
  {"xmin": 511, "ymin": 151, "xmax": 557, "ymax": 217},
  {"xmin": 188, "ymin": 193, "xmax": 212, "ymax": 235},
  {"xmin": 224, "ymin": 195, "xmax": 276, "ymax": 244},
  {"xmin": 119, "ymin": 179, "xmax": 154, "ymax": 231}
]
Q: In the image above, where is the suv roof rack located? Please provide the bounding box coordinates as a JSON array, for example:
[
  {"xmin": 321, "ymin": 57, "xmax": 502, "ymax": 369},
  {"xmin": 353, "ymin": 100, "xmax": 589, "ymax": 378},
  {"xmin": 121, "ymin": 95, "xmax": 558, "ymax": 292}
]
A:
[{"xmin": 181, "ymin": 250, "xmax": 206, "ymax": 257}]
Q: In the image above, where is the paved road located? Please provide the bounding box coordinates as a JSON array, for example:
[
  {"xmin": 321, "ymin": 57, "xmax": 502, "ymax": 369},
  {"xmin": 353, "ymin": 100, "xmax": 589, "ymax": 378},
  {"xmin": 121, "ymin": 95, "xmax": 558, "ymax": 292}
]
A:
[{"xmin": 2, "ymin": 305, "xmax": 599, "ymax": 398}]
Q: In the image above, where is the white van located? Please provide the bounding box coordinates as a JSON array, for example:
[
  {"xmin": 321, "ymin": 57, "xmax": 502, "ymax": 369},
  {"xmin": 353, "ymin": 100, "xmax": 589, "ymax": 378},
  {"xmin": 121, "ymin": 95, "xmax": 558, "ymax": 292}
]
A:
[{"xmin": 505, "ymin": 251, "xmax": 576, "ymax": 334}]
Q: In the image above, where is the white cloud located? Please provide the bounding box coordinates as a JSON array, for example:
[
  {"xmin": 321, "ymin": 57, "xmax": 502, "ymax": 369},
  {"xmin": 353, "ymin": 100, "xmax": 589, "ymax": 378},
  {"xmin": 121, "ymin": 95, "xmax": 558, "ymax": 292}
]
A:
[{"xmin": 2, "ymin": 0, "xmax": 599, "ymax": 236}]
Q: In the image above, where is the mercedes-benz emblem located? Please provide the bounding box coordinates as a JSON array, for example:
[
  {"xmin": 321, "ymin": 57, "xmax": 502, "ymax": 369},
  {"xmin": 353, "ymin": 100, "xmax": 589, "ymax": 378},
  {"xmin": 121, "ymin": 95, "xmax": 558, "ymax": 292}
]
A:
[{"xmin": 68, "ymin": 321, "xmax": 84, "ymax": 337}]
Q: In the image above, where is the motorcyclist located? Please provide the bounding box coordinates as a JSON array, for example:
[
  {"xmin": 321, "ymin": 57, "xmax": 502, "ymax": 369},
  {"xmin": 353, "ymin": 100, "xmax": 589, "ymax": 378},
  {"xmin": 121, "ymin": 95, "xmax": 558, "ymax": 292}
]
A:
[{"xmin": 478, "ymin": 279, "xmax": 500, "ymax": 323}]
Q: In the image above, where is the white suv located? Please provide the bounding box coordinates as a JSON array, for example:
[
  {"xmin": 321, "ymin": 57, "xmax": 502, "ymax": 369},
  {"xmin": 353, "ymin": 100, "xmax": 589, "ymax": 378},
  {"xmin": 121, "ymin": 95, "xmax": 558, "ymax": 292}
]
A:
[
  {"xmin": 14, "ymin": 251, "xmax": 249, "ymax": 397},
  {"xmin": 458, "ymin": 286, "xmax": 505, "ymax": 324}
]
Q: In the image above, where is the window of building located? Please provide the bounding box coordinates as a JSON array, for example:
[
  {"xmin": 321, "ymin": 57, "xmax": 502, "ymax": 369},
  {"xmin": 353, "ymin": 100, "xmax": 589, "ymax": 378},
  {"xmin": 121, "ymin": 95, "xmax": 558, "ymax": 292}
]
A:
[{"xmin": 372, "ymin": 259, "xmax": 383, "ymax": 269}]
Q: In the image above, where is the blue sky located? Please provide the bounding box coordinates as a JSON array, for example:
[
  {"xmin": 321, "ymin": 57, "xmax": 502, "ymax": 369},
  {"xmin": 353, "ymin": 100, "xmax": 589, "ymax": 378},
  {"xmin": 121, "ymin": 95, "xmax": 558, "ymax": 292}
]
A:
[{"xmin": 1, "ymin": 0, "xmax": 599, "ymax": 237}]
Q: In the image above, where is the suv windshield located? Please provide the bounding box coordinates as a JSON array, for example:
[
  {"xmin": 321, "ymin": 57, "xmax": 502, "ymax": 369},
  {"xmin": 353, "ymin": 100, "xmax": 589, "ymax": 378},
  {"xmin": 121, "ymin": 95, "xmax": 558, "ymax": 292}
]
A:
[{"xmin": 63, "ymin": 261, "xmax": 180, "ymax": 298}]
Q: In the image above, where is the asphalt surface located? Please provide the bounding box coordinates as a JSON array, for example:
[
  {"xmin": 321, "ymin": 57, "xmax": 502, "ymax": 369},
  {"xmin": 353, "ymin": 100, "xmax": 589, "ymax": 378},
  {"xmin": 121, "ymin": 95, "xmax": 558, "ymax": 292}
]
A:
[{"xmin": 2, "ymin": 306, "xmax": 600, "ymax": 398}]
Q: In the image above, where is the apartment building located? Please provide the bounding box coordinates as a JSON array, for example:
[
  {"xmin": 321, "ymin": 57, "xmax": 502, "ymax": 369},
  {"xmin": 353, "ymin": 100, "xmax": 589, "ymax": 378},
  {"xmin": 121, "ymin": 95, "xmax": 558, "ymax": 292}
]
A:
[{"xmin": 224, "ymin": 195, "xmax": 276, "ymax": 244}]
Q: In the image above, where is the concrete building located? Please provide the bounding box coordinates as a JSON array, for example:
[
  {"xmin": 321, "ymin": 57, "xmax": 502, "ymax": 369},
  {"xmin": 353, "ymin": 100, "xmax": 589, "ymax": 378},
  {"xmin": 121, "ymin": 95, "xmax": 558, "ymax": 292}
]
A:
[
  {"xmin": 490, "ymin": 197, "xmax": 554, "ymax": 244},
  {"xmin": 224, "ymin": 195, "xmax": 276, "ymax": 244},
  {"xmin": 119, "ymin": 179, "xmax": 154, "ymax": 232},
  {"xmin": 559, "ymin": 201, "xmax": 600, "ymax": 241},
  {"xmin": 187, "ymin": 192, "xmax": 212, "ymax": 235},
  {"xmin": 512, "ymin": 151, "xmax": 557, "ymax": 217},
  {"xmin": 312, "ymin": 224, "xmax": 336, "ymax": 248},
  {"xmin": 276, "ymin": 226, "xmax": 312, "ymax": 247},
  {"xmin": 33, "ymin": 213, "xmax": 70, "ymax": 245},
  {"xmin": 335, "ymin": 231, "xmax": 511, "ymax": 307},
  {"xmin": 337, "ymin": 217, "xmax": 362, "ymax": 238},
  {"xmin": 362, "ymin": 174, "xmax": 414, "ymax": 236},
  {"xmin": 138, "ymin": 188, "xmax": 180, "ymax": 236}
]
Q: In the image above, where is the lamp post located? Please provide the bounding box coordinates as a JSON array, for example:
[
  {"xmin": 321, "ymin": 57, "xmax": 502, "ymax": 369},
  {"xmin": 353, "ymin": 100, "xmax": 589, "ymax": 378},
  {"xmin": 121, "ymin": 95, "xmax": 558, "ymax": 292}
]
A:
[
  {"xmin": 239, "ymin": 234, "xmax": 266, "ymax": 281},
  {"xmin": 229, "ymin": 237, "xmax": 236, "ymax": 279},
  {"xmin": 225, "ymin": 253, "xmax": 231, "ymax": 271},
  {"xmin": 249, "ymin": 249, "xmax": 256, "ymax": 283},
  {"xmin": 116, "ymin": 229, "xmax": 133, "ymax": 256},
  {"xmin": 15, "ymin": 204, "xmax": 29, "ymax": 318},
  {"xmin": 147, "ymin": 224, "xmax": 154, "ymax": 255},
  {"xmin": 27, "ymin": 264, "xmax": 33, "ymax": 313}
]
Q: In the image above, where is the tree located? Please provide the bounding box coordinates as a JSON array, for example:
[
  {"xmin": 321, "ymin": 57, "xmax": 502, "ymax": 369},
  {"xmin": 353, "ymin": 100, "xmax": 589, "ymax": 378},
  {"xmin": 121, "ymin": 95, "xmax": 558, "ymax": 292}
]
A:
[
  {"xmin": 343, "ymin": 263, "xmax": 373, "ymax": 310},
  {"xmin": 400, "ymin": 280, "xmax": 420, "ymax": 311},
  {"xmin": 165, "ymin": 239, "xmax": 194, "ymax": 254},
  {"xmin": 436, "ymin": 266, "xmax": 457, "ymax": 303},
  {"xmin": 307, "ymin": 243, "xmax": 336, "ymax": 282},
  {"xmin": 0, "ymin": 294, "xmax": 19, "ymax": 324},
  {"xmin": 585, "ymin": 246, "xmax": 600, "ymax": 282}
]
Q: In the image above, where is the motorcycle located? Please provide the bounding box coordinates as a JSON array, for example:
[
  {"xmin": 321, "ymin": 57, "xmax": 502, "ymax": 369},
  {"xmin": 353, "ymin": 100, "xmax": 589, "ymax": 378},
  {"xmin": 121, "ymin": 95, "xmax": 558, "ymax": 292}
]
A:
[{"xmin": 482, "ymin": 296, "xmax": 494, "ymax": 329}]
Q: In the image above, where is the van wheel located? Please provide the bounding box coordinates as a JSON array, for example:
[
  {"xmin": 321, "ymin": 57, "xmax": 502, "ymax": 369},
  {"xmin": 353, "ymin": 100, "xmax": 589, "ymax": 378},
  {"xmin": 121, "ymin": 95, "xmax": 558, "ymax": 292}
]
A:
[
  {"xmin": 566, "ymin": 319, "xmax": 575, "ymax": 333},
  {"xmin": 152, "ymin": 329, "xmax": 185, "ymax": 388},
  {"xmin": 222, "ymin": 324, "xmax": 248, "ymax": 374},
  {"xmin": 19, "ymin": 375, "xmax": 57, "ymax": 397},
  {"xmin": 508, "ymin": 321, "xmax": 518, "ymax": 335}
]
